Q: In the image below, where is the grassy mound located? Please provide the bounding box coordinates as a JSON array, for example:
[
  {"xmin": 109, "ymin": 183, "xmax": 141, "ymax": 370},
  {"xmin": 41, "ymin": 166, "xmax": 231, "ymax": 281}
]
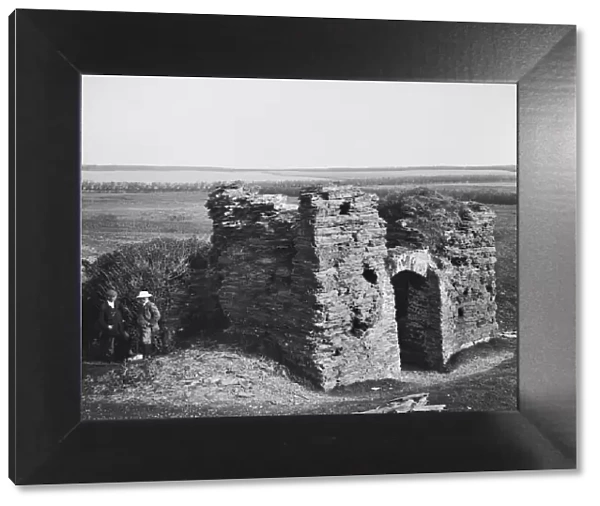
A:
[{"xmin": 378, "ymin": 187, "xmax": 472, "ymax": 251}]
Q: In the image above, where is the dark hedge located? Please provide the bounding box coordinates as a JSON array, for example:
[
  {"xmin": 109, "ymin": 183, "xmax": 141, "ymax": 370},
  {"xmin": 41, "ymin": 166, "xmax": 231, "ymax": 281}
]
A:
[{"xmin": 82, "ymin": 237, "xmax": 226, "ymax": 359}]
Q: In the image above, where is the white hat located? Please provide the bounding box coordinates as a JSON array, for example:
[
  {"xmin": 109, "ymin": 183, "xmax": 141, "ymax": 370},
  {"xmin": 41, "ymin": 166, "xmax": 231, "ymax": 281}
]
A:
[{"xmin": 136, "ymin": 290, "xmax": 153, "ymax": 298}]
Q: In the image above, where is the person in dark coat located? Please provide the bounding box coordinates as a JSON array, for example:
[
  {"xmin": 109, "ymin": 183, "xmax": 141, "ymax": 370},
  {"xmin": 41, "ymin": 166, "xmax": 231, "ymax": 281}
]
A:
[
  {"xmin": 97, "ymin": 289, "xmax": 130, "ymax": 362},
  {"xmin": 135, "ymin": 290, "xmax": 161, "ymax": 359}
]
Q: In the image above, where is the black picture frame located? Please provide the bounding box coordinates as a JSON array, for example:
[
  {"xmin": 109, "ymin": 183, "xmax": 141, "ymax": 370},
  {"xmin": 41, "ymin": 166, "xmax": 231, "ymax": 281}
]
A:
[{"xmin": 8, "ymin": 9, "xmax": 577, "ymax": 485}]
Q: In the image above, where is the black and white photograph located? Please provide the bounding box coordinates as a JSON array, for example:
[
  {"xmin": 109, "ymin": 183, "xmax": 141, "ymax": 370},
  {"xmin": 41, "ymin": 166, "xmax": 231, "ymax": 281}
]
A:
[
  {"xmin": 8, "ymin": 2, "xmax": 580, "ymax": 489},
  {"xmin": 81, "ymin": 76, "xmax": 518, "ymax": 419}
]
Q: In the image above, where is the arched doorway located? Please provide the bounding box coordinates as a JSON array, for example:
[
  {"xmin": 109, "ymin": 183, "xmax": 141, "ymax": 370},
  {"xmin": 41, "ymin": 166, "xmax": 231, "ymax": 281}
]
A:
[{"xmin": 391, "ymin": 269, "xmax": 442, "ymax": 370}]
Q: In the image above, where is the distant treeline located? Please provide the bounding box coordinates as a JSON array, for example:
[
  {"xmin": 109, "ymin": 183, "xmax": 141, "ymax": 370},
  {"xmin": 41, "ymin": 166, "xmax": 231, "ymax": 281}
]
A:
[
  {"xmin": 252, "ymin": 173, "xmax": 515, "ymax": 194},
  {"xmin": 82, "ymin": 173, "xmax": 516, "ymax": 194},
  {"xmin": 82, "ymin": 181, "xmax": 218, "ymax": 192}
]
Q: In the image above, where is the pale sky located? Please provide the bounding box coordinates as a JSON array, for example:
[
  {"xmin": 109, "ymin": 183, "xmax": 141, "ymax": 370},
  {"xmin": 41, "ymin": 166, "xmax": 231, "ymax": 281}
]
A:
[{"xmin": 82, "ymin": 76, "xmax": 516, "ymax": 169}]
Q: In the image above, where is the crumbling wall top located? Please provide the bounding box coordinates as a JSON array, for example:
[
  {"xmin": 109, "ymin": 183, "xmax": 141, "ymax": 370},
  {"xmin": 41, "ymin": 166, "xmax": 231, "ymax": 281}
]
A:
[
  {"xmin": 379, "ymin": 187, "xmax": 495, "ymax": 254},
  {"xmin": 298, "ymin": 185, "xmax": 379, "ymax": 210},
  {"xmin": 206, "ymin": 183, "xmax": 288, "ymax": 214}
]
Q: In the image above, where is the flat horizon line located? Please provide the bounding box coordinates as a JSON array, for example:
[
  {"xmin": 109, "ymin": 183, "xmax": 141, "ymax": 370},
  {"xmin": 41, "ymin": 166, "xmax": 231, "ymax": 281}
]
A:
[{"xmin": 82, "ymin": 164, "xmax": 517, "ymax": 172}]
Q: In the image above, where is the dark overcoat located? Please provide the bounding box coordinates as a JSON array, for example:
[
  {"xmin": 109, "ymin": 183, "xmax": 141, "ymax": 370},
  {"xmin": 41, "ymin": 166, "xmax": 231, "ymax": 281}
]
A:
[
  {"xmin": 98, "ymin": 300, "xmax": 126, "ymax": 337},
  {"xmin": 96, "ymin": 300, "xmax": 130, "ymax": 359}
]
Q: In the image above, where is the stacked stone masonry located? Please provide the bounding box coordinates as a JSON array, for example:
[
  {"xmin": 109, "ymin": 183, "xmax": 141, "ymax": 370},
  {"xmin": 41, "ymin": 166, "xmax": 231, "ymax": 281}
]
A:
[{"xmin": 206, "ymin": 184, "xmax": 498, "ymax": 389}]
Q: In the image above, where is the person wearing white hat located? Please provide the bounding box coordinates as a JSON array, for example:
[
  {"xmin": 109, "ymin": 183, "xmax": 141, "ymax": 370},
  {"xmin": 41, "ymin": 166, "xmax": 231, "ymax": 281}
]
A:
[{"xmin": 136, "ymin": 290, "xmax": 161, "ymax": 358}]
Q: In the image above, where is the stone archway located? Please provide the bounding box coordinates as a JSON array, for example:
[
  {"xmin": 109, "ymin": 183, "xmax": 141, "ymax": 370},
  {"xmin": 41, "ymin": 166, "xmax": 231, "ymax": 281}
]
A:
[
  {"xmin": 388, "ymin": 251, "xmax": 444, "ymax": 370},
  {"xmin": 392, "ymin": 270, "xmax": 427, "ymax": 365}
]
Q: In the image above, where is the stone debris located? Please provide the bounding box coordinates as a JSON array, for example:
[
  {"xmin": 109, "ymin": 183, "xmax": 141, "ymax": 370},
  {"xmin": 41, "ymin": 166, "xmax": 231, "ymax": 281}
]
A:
[
  {"xmin": 354, "ymin": 393, "xmax": 446, "ymax": 414},
  {"xmin": 205, "ymin": 184, "xmax": 499, "ymax": 390}
]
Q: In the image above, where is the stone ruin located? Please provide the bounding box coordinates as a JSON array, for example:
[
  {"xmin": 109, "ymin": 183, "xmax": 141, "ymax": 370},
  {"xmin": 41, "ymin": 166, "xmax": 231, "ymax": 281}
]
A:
[{"xmin": 205, "ymin": 184, "xmax": 498, "ymax": 390}]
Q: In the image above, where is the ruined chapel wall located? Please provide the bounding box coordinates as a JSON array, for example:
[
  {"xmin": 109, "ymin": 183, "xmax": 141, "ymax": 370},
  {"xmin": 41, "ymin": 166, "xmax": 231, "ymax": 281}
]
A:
[
  {"xmin": 439, "ymin": 205, "xmax": 498, "ymax": 360},
  {"xmin": 206, "ymin": 186, "xmax": 302, "ymax": 347},
  {"xmin": 205, "ymin": 185, "xmax": 344, "ymax": 386},
  {"xmin": 296, "ymin": 187, "xmax": 401, "ymax": 389},
  {"xmin": 381, "ymin": 191, "xmax": 499, "ymax": 368},
  {"xmin": 206, "ymin": 185, "xmax": 498, "ymax": 387},
  {"xmin": 206, "ymin": 184, "xmax": 401, "ymax": 389}
]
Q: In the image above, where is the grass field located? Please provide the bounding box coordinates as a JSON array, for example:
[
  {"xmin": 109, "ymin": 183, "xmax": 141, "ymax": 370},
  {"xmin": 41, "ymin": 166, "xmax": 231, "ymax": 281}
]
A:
[
  {"xmin": 82, "ymin": 183, "xmax": 517, "ymax": 418},
  {"xmin": 82, "ymin": 164, "xmax": 516, "ymax": 185},
  {"xmin": 82, "ymin": 192, "xmax": 211, "ymax": 259}
]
